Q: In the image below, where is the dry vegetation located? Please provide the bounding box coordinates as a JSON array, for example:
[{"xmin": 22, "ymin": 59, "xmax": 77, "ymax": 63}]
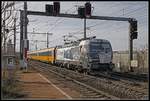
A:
[{"xmin": 1, "ymin": 71, "xmax": 25, "ymax": 99}]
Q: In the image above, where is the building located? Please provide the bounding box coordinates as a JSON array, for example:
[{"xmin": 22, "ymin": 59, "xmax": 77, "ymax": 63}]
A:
[{"xmin": 2, "ymin": 39, "xmax": 16, "ymax": 71}]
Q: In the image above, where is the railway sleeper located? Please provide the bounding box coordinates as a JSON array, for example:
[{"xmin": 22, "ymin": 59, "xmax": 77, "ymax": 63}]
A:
[
  {"xmin": 81, "ymin": 96, "xmax": 108, "ymax": 99},
  {"xmin": 82, "ymin": 93, "xmax": 101, "ymax": 96},
  {"xmin": 82, "ymin": 95, "xmax": 105, "ymax": 98},
  {"xmin": 81, "ymin": 90, "xmax": 97, "ymax": 94}
]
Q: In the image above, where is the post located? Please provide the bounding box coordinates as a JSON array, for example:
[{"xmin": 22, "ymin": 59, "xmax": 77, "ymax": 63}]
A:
[
  {"xmin": 130, "ymin": 38, "xmax": 133, "ymax": 72},
  {"xmin": 84, "ymin": 18, "xmax": 86, "ymax": 40},
  {"xmin": 129, "ymin": 36, "xmax": 133, "ymax": 72},
  {"xmin": 47, "ymin": 33, "xmax": 49, "ymax": 48},
  {"xmin": 20, "ymin": 10, "xmax": 24, "ymax": 69},
  {"xmin": 129, "ymin": 23, "xmax": 133, "ymax": 72},
  {"xmin": 24, "ymin": 1, "xmax": 28, "ymax": 59},
  {"xmin": 24, "ymin": 1, "xmax": 28, "ymax": 71},
  {"xmin": 35, "ymin": 40, "xmax": 38, "ymax": 50},
  {"xmin": 20, "ymin": 10, "xmax": 23, "ymax": 61}
]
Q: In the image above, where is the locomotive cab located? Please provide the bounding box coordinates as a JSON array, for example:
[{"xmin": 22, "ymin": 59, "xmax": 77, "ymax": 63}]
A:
[{"xmin": 79, "ymin": 39, "xmax": 113, "ymax": 71}]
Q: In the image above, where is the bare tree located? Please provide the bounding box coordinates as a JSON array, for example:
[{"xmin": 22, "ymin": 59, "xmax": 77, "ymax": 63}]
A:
[
  {"xmin": 136, "ymin": 44, "xmax": 148, "ymax": 73},
  {"xmin": 1, "ymin": 1, "xmax": 16, "ymax": 52},
  {"xmin": 1, "ymin": 1, "xmax": 20, "ymax": 79}
]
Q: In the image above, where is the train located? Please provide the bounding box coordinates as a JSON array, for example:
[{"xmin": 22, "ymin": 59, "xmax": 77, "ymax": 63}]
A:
[{"xmin": 27, "ymin": 38, "xmax": 114, "ymax": 73}]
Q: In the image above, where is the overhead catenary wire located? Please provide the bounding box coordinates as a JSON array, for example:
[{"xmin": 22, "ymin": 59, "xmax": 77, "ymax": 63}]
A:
[
  {"xmin": 47, "ymin": 8, "xmax": 77, "ymax": 32},
  {"xmin": 71, "ymin": 5, "xmax": 147, "ymax": 36},
  {"xmin": 28, "ymin": 5, "xmax": 77, "ymax": 49},
  {"xmin": 89, "ymin": 20, "xmax": 147, "ymax": 38},
  {"xmin": 90, "ymin": 19, "xmax": 147, "ymax": 34},
  {"xmin": 89, "ymin": 13, "xmax": 147, "ymax": 35},
  {"xmin": 67, "ymin": 3, "xmax": 130, "ymax": 34},
  {"xmin": 28, "ymin": 4, "xmax": 77, "ymax": 36}
]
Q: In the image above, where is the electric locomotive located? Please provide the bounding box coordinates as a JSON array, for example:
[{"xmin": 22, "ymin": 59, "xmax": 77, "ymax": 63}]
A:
[{"xmin": 55, "ymin": 38, "xmax": 113, "ymax": 72}]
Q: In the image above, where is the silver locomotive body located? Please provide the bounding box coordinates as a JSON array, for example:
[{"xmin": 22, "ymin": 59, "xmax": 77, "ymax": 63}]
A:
[{"xmin": 55, "ymin": 39, "xmax": 113, "ymax": 72}]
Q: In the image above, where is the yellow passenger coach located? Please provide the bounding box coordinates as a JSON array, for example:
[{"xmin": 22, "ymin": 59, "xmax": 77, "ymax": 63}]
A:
[{"xmin": 27, "ymin": 47, "xmax": 55, "ymax": 64}]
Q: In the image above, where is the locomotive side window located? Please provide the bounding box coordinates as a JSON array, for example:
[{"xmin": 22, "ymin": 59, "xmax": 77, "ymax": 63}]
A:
[
  {"xmin": 64, "ymin": 50, "xmax": 67, "ymax": 59},
  {"xmin": 69, "ymin": 49, "xmax": 73, "ymax": 59},
  {"xmin": 65, "ymin": 49, "xmax": 73, "ymax": 59},
  {"xmin": 39, "ymin": 51, "xmax": 49, "ymax": 56},
  {"xmin": 49, "ymin": 51, "xmax": 52, "ymax": 55},
  {"xmin": 32, "ymin": 53, "xmax": 37, "ymax": 56},
  {"xmin": 56, "ymin": 49, "xmax": 64, "ymax": 60},
  {"xmin": 71, "ymin": 47, "xmax": 80, "ymax": 60}
]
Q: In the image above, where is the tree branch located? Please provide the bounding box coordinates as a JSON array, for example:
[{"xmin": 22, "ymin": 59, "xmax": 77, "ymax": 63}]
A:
[
  {"xmin": 1, "ymin": 2, "xmax": 15, "ymax": 46},
  {"xmin": 4, "ymin": 7, "xmax": 12, "ymax": 21},
  {"xmin": 6, "ymin": 16, "xmax": 14, "ymax": 27}
]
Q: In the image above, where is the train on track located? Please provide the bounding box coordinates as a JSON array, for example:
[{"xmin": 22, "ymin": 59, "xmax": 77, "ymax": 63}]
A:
[{"xmin": 27, "ymin": 38, "xmax": 114, "ymax": 73}]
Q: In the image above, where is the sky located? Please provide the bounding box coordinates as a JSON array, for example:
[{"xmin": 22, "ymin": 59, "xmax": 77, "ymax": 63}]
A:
[{"xmin": 12, "ymin": 1, "xmax": 148, "ymax": 52}]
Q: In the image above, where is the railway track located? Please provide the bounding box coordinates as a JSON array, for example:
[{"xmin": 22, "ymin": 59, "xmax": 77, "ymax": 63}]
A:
[
  {"xmin": 28, "ymin": 61, "xmax": 119, "ymax": 100},
  {"xmin": 91, "ymin": 71, "xmax": 148, "ymax": 82},
  {"xmin": 90, "ymin": 71, "xmax": 148, "ymax": 90},
  {"xmin": 29, "ymin": 60, "xmax": 148, "ymax": 100},
  {"xmin": 109, "ymin": 71, "xmax": 148, "ymax": 82}
]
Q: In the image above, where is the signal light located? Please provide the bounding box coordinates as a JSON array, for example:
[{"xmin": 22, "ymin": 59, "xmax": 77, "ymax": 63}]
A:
[
  {"xmin": 130, "ymin": 20, "xmax": 138, "ymax": 40},
  {"xmin": 130, "ymin": 21, "xmax": 137, "ymax": 33},
  {"xmin": 45, "ymin": 4, "xmax": 53, "ymax": 15},
  {"xmin": 85, "ymin": 2, "xmax": 91, "ymax": 17},
  {"xmin": 131, "ymin": 32, "xmax": 138, "ymax": 39},
  {"xmin": 78, "ymin": 7, "xmax": 85, "ymax": 18},
  {"xmin": 53, "ymin": 2, "xmax": 60, "ymax": 15}
]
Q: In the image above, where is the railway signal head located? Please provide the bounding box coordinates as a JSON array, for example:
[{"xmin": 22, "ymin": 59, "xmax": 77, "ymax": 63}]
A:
[
  {"xmin": 130, "ymin": 21, "xmax": 137, "ymax": 32},
  {"xmin": 78, "ymin": 7, "xmax": 85, "ymax": 18},
  {"xmin": 131, "ymin": 32, "xmax": 138, "ymax": 39},
  {"xmin": 53, "ymin": 2, "xmax": 60, "ymax": 15},
  {"xmin": 130, "ymin": 20, "xmax": 138, "ymax": 40},
  {"xmin": 45, "ymin": 4, "xmax": 53, "ymax": 15},
  {"xmin": 85, "ymin": 2, "xmax": 91, "ymax": 17}
]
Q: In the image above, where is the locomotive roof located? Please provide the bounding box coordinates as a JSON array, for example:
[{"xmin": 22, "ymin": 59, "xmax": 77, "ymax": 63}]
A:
[
  {"xmin": 79, "ymin": 38, "xmax": 110, "ymax": 45},
  {"xmin": 57, "ymin": 41, "xmax": 80, "ymax": 49},
  {"xmin": 57, "ymin": 39, "xmax": 110, "ymax": 49}
]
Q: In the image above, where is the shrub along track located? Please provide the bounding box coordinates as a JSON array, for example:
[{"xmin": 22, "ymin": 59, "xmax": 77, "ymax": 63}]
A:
[{"xmin": 29, "ymin": 60, "xmax": 148, "ymax": 100}]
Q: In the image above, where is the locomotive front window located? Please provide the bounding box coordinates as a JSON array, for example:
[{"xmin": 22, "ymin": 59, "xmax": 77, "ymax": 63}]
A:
[{"xmin": 90, "ymin": 42, "xmax": 111, "ymax": 52}]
